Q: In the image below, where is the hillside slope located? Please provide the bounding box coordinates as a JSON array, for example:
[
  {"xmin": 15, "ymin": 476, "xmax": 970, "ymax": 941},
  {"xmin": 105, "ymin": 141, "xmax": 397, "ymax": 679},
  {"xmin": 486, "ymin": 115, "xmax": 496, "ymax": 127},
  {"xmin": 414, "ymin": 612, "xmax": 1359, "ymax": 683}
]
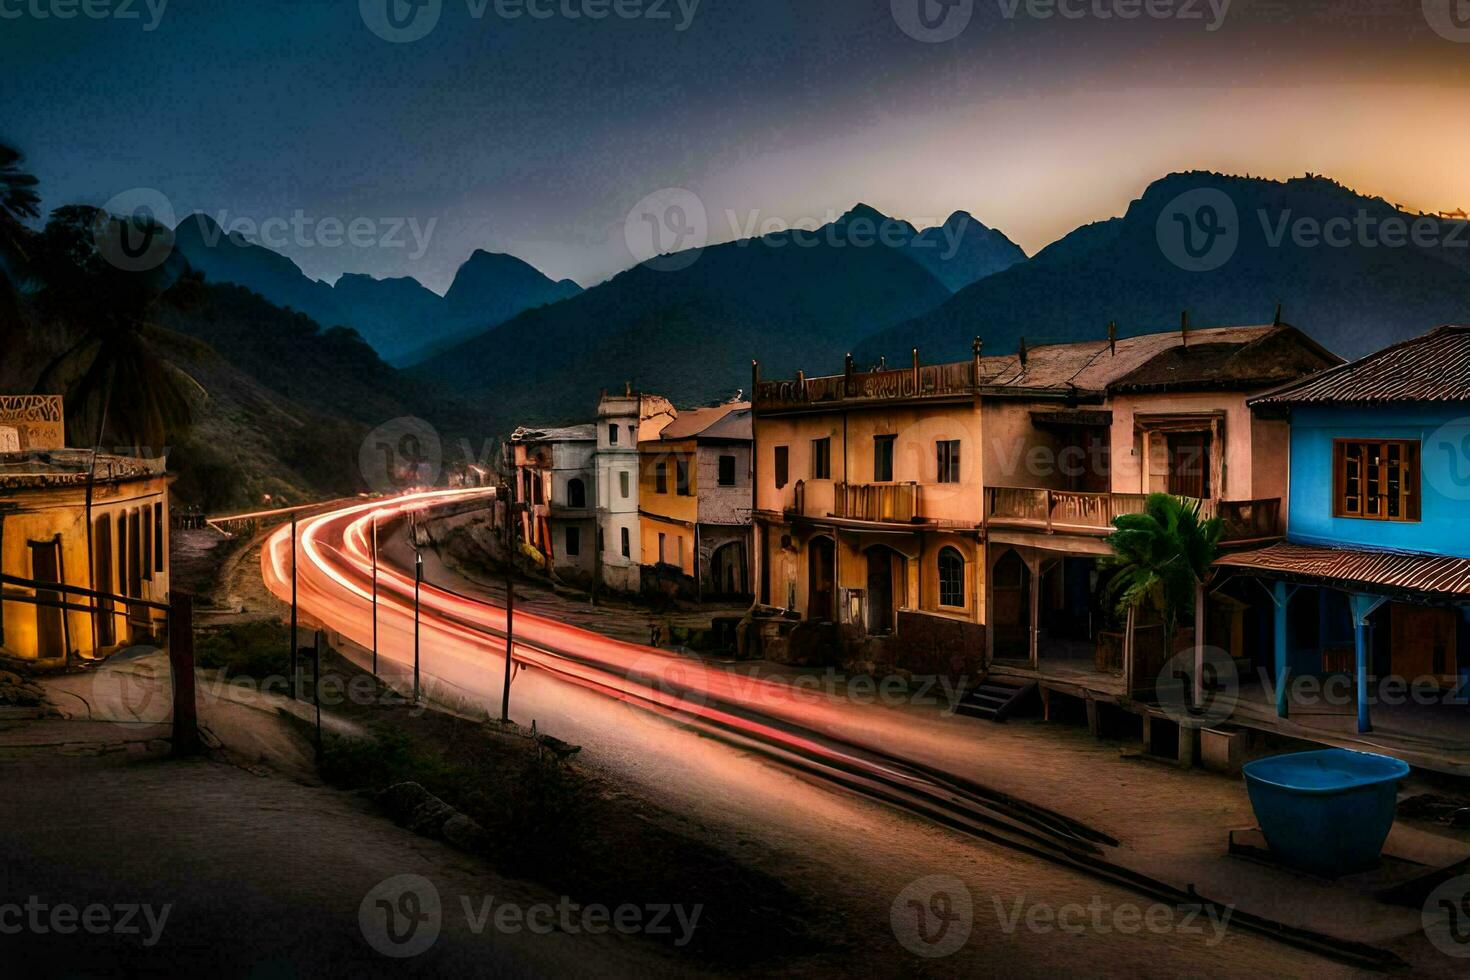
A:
[{"xmin": 860, "ymin": 172, "xmax": 1470, "ymax": 363}]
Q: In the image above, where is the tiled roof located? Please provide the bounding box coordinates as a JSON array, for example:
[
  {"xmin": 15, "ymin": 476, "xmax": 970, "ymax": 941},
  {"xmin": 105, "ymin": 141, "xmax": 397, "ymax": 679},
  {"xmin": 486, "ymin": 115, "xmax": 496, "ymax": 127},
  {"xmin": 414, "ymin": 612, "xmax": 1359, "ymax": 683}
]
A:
[
  {"xmin": 977, "ymin": 325, "xmax": 1338, "ymax": 395},
  {"xmin": 655, "ymin": 402, "xmax": 751, "ymax": 441},
  {"xmin": 1215, "ymin": 541, "xmax": 1470, "ymax": 599},
  {"xmin": 1250, "ymin": 325, "xmax": 1470, "ymax": 405}
]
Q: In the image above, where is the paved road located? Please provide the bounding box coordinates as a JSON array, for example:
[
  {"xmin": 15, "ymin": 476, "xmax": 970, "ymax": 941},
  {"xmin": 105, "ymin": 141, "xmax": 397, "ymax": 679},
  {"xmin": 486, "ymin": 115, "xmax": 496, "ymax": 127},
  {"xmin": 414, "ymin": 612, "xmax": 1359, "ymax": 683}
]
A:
[{"xmin": 257, "ymin": 489, "xmax": 1415, "ymax": 976}]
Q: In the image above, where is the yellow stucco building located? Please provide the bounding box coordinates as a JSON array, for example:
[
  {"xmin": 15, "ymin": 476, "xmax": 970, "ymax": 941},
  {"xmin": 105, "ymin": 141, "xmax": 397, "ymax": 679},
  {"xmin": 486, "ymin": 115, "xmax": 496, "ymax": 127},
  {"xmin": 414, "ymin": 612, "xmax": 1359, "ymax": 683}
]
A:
[{"xmin": 1, "ymin": 396, "xmax": 170, "ymax": 663}]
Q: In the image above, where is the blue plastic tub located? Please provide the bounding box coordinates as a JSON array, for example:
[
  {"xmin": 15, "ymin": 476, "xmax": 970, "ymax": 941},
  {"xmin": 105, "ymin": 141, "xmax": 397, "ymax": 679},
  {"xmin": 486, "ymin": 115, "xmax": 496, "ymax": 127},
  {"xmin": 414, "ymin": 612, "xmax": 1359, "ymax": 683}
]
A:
[{"xmin": 1241, "ymin": 749, "xmax": 1409, "ymax": 877}]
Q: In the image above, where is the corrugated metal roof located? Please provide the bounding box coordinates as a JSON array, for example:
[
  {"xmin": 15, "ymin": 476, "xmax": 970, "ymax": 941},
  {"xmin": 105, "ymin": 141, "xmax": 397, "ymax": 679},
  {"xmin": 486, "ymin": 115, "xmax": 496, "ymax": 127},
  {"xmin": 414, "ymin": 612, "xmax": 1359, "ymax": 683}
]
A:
[
  {"xmin": 509, "ymin": 423, "xmax": 596, "ymax": 443},
  {"xmin": 1250, "ymin": 325, "xmax": 1470, "ymax": 405},
  {"xmin": 1215, "ymin": 541, "xmax": 1470, "ymax": 599}
]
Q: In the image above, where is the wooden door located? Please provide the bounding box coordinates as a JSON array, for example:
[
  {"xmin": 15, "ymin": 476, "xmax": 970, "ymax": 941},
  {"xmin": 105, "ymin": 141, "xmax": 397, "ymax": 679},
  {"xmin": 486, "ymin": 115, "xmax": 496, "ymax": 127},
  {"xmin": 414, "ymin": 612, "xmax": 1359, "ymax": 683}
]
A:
[
  {"xmin": 808, "ymin": 537, "xmax": 834, "ymax": 622},
  {"xmin": 866, "ymin": 548, "xmax": 893, "ymax": 634},
  {"xmin": 1392, "ymin": 604, "xmax": 1459, "ymax": 688},
  {"xmin": 30, "ymin": 539, "xmax": 65, "ymax": 660},
  {"xmin": 1166, "ymin": 432, "xmax": 1212, "ymax": 499}
]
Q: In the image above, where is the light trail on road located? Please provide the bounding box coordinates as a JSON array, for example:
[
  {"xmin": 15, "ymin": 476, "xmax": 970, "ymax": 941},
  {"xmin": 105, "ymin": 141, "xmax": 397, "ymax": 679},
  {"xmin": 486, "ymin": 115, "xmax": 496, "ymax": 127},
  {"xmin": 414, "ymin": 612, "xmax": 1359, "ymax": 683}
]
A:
[{"xmin": 260, "ymin": 490, "xmax": 1399, "ymax": 971}]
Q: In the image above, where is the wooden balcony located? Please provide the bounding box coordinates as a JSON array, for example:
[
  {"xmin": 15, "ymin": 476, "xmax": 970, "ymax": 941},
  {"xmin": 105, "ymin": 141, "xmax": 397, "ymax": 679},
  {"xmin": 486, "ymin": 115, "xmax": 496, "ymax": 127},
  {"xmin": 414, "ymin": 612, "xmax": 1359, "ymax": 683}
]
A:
[
  {"xmin": 833, "ymin": 482, "xmax": 921, "ymax": 523},
  {"xmin": 984, "ymin": 488, "xmax": 1283, "ymax": 542},
  {"xmin": 1216, "ymin": 498, "xmax": 1283, "ymax": 543}
]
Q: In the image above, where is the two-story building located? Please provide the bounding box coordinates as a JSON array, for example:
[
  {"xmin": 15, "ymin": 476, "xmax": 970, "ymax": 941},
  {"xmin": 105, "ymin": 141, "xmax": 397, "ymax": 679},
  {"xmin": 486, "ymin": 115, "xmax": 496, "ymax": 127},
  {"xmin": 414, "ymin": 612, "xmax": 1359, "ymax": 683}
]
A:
[
  {"xmin": 595, "ymin": 388, "xmax": 675, "ymax": 593},
  {"xmin": 639, "ymin": 402, "xmax": 753, "ymax": 600},
  {"xmin": 1216, "ymin": 325, "xmax": 1470, "ymax": 765},
  {"xmin": 509, "ymin": 423, "xmax": 597, "ymax": 584},
  {"xmin": 751, "ymin": 322, "xmax": 1339, "ymax": 679}
]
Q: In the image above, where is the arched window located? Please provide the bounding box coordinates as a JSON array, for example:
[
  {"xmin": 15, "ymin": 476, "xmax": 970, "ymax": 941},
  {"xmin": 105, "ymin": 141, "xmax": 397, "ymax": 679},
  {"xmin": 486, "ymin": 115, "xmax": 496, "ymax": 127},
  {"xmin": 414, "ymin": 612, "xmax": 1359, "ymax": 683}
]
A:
[
  {"xmin": 567, "ymin": 478, "xmax": 586, "ymax": 508},
  {"xmin": 938, "ymin": 547, "xmax": 965, "ymax": 608}
]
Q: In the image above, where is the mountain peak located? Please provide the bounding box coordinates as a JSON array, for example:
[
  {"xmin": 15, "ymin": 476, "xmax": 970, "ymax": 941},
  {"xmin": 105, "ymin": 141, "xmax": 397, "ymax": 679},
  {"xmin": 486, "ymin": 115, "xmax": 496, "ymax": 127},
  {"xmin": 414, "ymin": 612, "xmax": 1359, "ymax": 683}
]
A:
[{"xmin": 835, "ymin": 202, "xmax": 897, "ymax": 225}]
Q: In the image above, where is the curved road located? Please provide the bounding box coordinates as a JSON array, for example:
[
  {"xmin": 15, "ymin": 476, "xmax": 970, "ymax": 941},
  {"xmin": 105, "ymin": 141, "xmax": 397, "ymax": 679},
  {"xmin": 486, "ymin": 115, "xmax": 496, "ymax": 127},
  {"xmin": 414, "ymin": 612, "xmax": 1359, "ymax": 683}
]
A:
[{"xmin": 259, "ymin": 490, "xmax": 1404, "ymax": 976}]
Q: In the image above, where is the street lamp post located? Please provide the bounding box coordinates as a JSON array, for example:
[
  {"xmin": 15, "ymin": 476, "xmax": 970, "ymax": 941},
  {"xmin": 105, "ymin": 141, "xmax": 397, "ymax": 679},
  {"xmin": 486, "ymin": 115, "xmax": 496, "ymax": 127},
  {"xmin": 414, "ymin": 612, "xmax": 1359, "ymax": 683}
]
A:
[
  {"xmin": 501, "ymin": 481, "xmax": 516, "ymax": 724},
  {"xmin": 413, "ymin": 547, "xmax": 422, "ymax": 703},
  {"xmin": 290, "ymin": 510, "xmax": 299, "ymax": 701},
  {"xmin": 370, "ymin": 510, "xmax": 379, "ymax": 677}
]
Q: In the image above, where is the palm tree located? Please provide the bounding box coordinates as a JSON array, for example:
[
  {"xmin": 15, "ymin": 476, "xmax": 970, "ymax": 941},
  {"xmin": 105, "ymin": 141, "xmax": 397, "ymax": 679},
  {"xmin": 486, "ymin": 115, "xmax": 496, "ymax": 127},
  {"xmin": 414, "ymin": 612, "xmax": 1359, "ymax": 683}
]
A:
[
  {"xmin": 1102, "ymin": 493, "xmax": 1222, "ymax": 649},
  {"xmin": 0, "ymin": 144, "xmax": 41, "ymax": 329},
  {"xmin": 31, "ymin": 204, "xmax": 196, "ymax": 452}
]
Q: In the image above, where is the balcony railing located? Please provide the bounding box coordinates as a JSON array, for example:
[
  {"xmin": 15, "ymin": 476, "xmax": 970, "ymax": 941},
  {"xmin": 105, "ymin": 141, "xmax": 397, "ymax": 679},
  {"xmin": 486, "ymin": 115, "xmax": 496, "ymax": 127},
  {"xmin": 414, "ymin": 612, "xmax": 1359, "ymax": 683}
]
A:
[
  {"xmin": 833, "ymin": 482, "xmax": 920, "ymax": 523},
  {"xmin": 754, "ymin": 356, "xmax": 982, "ymax": 412},
  {"xmin": 1216, "ymin": 498, "xmax": 1283, "ymax": 542},
  {"xmin": 984, "ymin": 488, "xmax": 1283, "ymax": 541}
]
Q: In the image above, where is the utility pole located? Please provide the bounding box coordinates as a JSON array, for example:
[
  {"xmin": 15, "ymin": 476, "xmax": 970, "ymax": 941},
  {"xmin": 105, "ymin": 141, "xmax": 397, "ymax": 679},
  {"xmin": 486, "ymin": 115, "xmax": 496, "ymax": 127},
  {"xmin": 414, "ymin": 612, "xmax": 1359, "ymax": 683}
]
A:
[
  {"xmin": 500, "ymin": 478, "xmax": 516, "ymax": 724},
  {"xmin": 370, "ymin": 510, "xmax": 379, "ymax": 676},
  {"xmin": 290, "ymin": 511, "xmax": 299, "ymax": 701},
  {"xmin": 413, "ymin": 546, "xmax": 422, "ymax": 703}
]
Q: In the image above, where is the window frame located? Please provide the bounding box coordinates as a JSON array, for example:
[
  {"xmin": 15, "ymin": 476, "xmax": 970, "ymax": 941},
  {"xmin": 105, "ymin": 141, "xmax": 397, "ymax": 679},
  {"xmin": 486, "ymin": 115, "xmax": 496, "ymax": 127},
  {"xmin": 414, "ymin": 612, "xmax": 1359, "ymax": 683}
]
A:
[
  {"xmin": 873, "ymin": 434, "xmax": 896, "ymax": 483},
  {"xmin": 774, "ymin": 445, "xmax": 789, "ymax": 489},
  {"xmin": 620, "ymin": 526, "xmax": 630, "ymax": 558},
  {"xmin": 654, "ymin": 460, "xmax": 668, "ymax": 494},
  {"xmin": 675, "ymin": 458, "xmax": 691, "ymax": 496},
  {"xmin": 1333, "ymin": 438, "xmax": 1421, "ymax": 522},
  {"xmin": 936, "ymin": 440, "xmax": 961, "ymax": 484},
  {"xmin": 608, "ymin": 423, "xmax": 619, "ymax": 446},
  {"xmin": 937, "ymin": 547, "xmax": 965, "ymax": 608},
  {"xmin": 812, "ymin": 437, "xmax": 831, "ymax": 480}
]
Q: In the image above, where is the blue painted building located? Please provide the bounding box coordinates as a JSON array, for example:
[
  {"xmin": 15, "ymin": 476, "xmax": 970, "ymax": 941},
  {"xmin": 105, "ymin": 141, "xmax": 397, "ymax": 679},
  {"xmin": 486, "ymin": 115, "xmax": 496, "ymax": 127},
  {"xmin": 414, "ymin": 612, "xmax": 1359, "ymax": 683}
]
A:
[{"xmin": 1220, "ymin": 326, "xmax": 1470, "ymax": 737}]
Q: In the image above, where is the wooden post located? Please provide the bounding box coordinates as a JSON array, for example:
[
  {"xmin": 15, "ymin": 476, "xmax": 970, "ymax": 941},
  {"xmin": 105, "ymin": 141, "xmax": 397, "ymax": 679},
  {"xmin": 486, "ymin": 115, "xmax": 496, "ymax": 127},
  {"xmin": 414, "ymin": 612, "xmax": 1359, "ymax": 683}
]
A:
[
  {"xmin": 313, "ymin": 629, "xmax": 323, "ymax": 762},
  {"xmin": 1194, "ymin": 580, "xmax": 1206, "ymax": 709},
  {"xmin": 168, "ymin": 594, "xmax": 202, "ymax": 756}
]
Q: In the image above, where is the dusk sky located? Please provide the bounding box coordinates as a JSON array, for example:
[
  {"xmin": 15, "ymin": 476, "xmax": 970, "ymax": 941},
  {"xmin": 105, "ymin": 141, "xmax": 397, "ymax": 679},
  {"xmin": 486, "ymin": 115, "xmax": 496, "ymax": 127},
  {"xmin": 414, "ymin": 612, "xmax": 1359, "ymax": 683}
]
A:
[{"xmin": 6, "ymin": 0, "xmax": 1469, "ymax": 292}]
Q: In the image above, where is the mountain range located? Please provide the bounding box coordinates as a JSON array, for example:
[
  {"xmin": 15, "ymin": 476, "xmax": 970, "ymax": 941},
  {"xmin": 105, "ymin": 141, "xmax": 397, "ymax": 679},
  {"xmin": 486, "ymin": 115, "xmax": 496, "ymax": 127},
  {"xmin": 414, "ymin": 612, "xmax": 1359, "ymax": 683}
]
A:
[
  {"xmin": 140, "ymin": 171, "xmax": 1470, "ymax": 492},
  {"xmin": 861, "ymin": 172, "xmax": 1470, "ymax": 364},
  {"xmin": 410, "ymin": 205, "xmax": 1025, "ymax": 430},
  {"xmin": 171, "ymin": 214, "xmax": 581, "ymax": 366}
]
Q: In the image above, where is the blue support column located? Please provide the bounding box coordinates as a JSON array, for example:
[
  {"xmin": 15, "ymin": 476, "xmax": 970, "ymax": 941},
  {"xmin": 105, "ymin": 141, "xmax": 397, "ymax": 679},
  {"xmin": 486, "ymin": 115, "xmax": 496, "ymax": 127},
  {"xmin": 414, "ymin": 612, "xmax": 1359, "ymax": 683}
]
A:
[
  {"xmin": 1273, "ymin": 580, "xmax": 1290, "ymax": 719},
  {"xmin": 1348, "ymin": 593, "xmax": 1388, "ymax": 735},
  {"xmin": 1353, "ymin": 616, "xmax": 1371, "ymax": 734}
]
